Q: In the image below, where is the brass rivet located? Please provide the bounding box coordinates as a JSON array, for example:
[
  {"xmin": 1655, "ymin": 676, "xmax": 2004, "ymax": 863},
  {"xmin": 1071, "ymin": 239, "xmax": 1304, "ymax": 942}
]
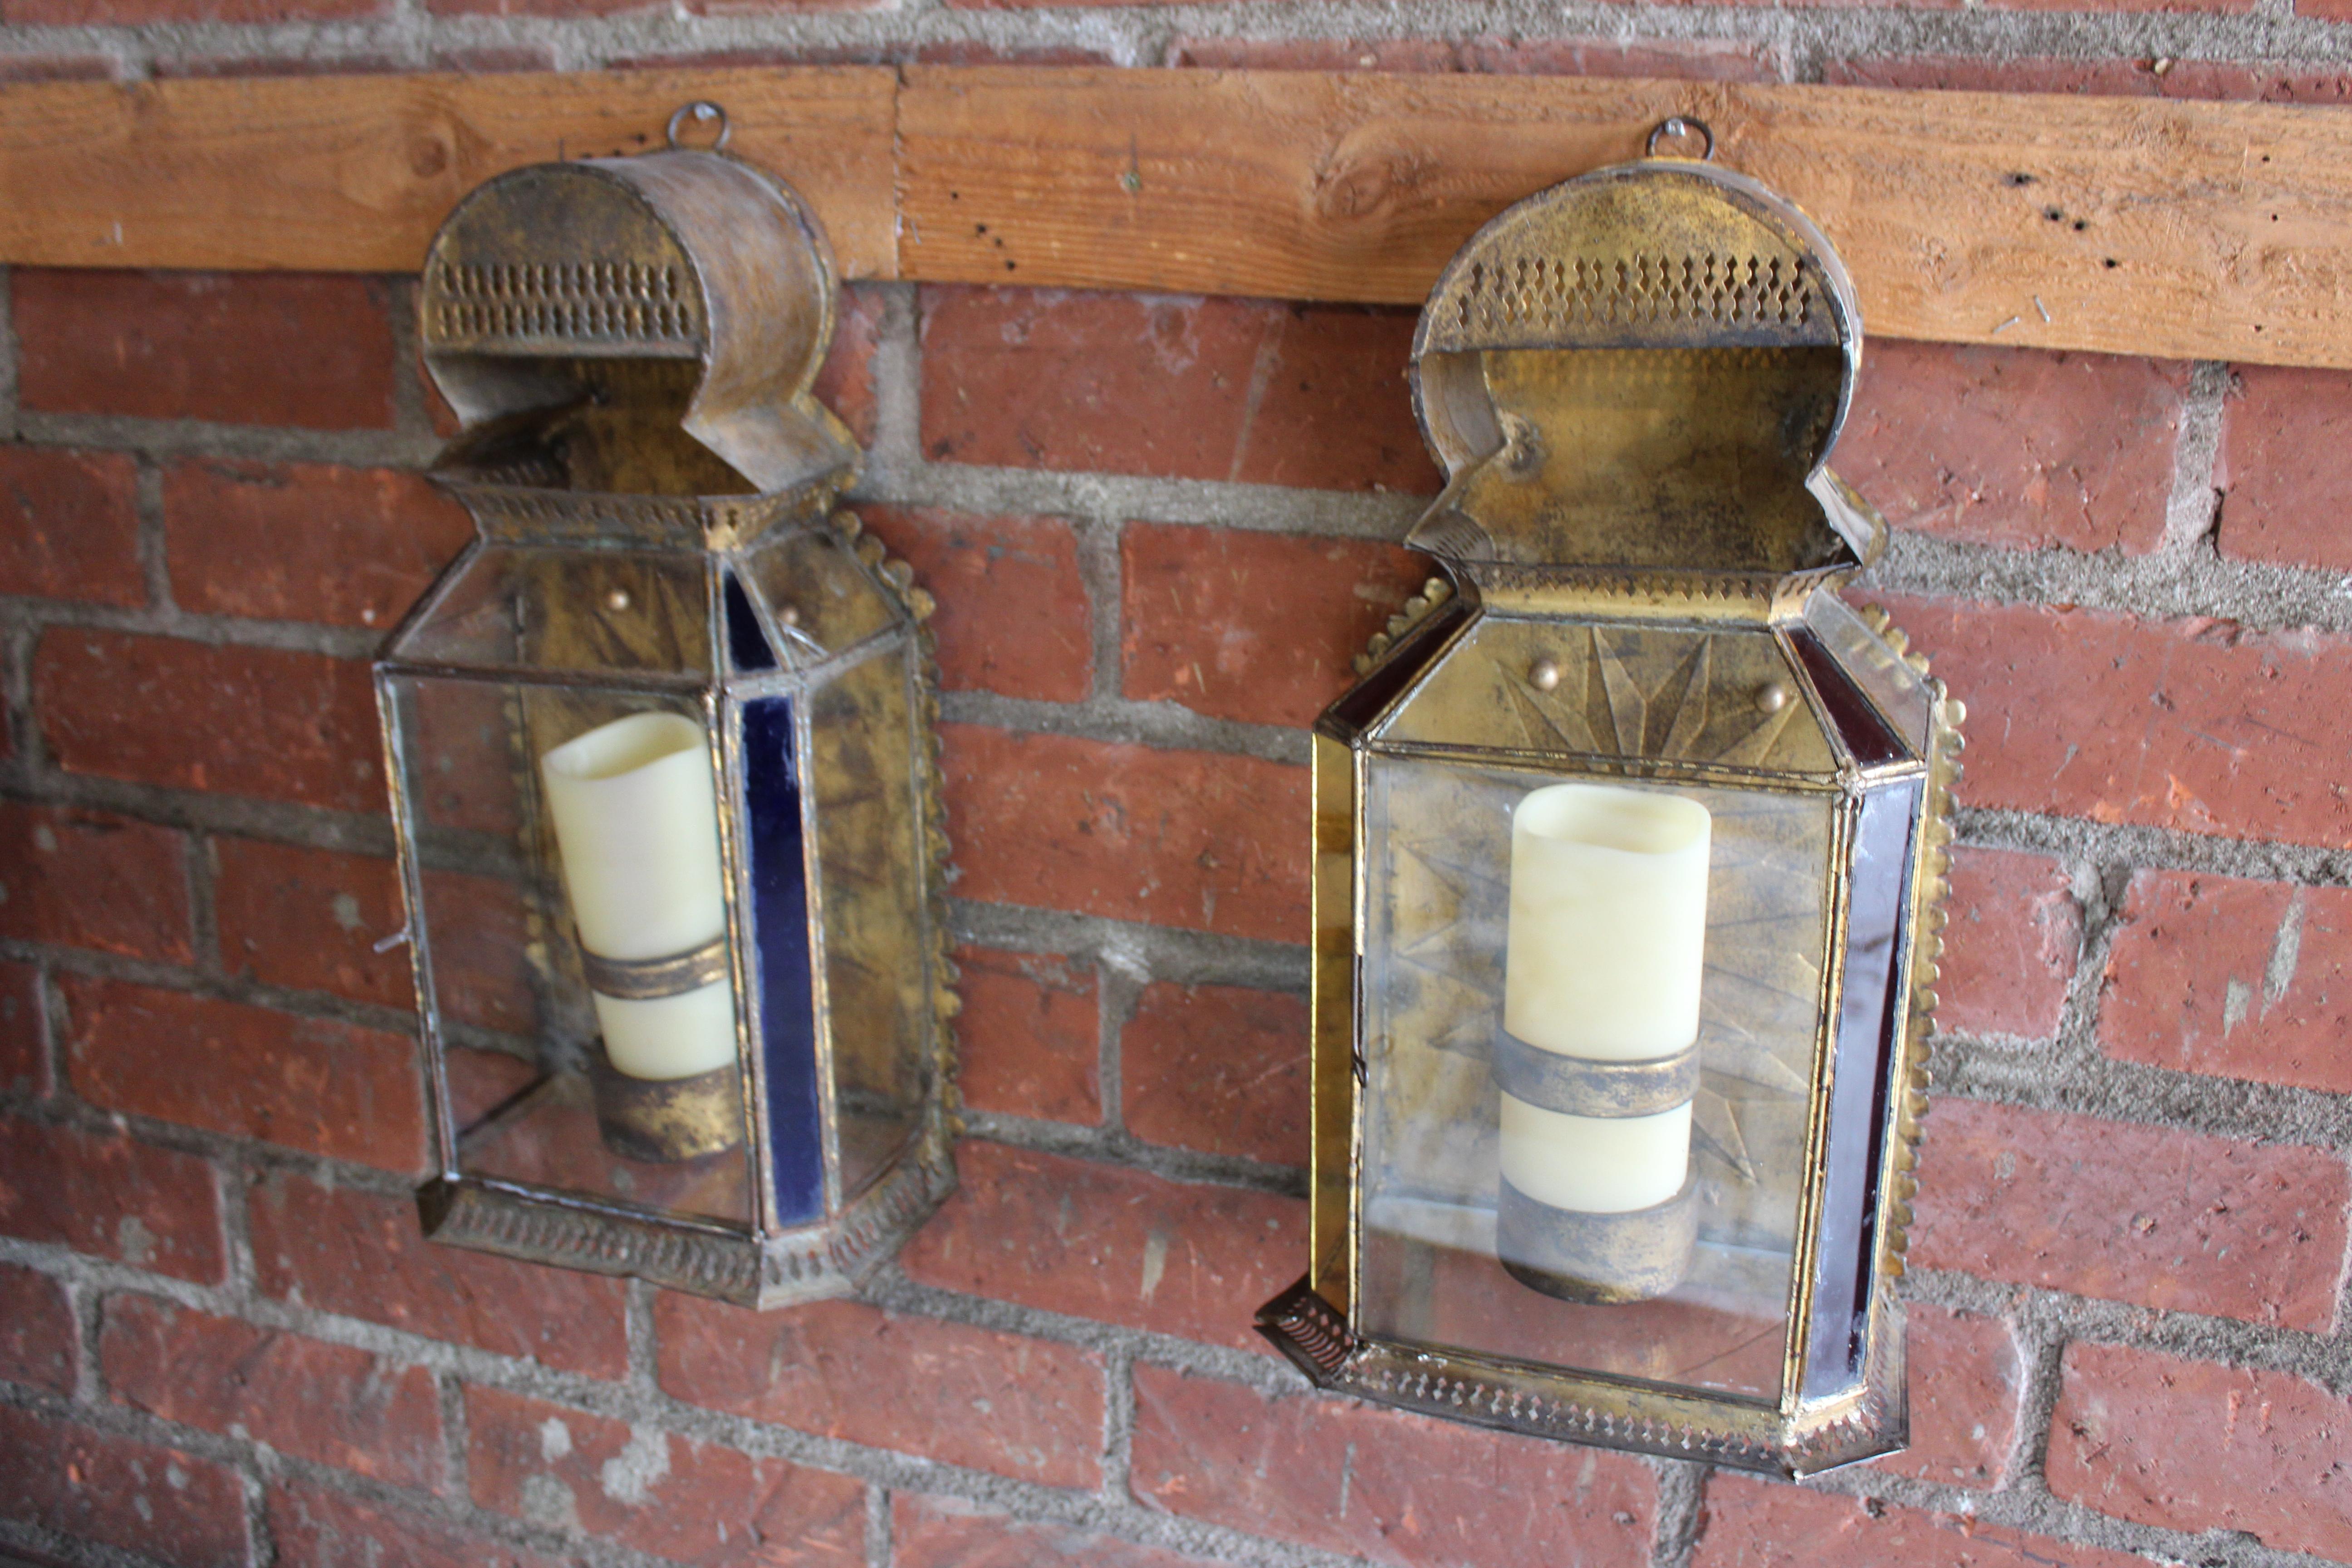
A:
[
  {"xmin": 605, "ymin": 588, "xmax": 632, "ymax": 612},
  {"xmin": 1755, "ymin": 681, "xmax": 1791, "ymax": 713},
  {"xmin": 778, "ymin": 606, "xmax": 801, "ymax": 627},
  {"xmin": 1529, "ymin": 657, "xmax": 1563, "ymax": 692}
]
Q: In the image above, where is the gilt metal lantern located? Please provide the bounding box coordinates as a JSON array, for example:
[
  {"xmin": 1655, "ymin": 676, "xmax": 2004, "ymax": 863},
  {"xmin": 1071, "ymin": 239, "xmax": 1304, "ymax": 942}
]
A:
[
  {"xmin": 374, "ymin": 118, "xmax": 956, "ymax": 1306},
  {"xmin": 1256, "ymin": 139, "xmax": 1963, "ymax": 1476}
]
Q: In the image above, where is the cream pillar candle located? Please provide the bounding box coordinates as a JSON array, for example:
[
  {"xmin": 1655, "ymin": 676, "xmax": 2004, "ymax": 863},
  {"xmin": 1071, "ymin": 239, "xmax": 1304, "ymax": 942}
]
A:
[
  {"xmin": 1499, "ymin": 783, "xmax": 1710, "ymax": 1214},
  {"xmin": 541, "ymin": 711, "xmax": 739, "ymax": 1081}
]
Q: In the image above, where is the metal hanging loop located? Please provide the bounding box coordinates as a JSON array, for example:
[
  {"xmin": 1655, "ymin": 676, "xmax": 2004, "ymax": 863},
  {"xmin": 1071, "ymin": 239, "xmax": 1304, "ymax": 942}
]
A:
[
  {"xmin": 1645, "ymin": 115, "xmax": 1716, "ymax": 162},
  {"xmin": 666, "ymin": 100, "xmax": 733, "ymax": 153}
]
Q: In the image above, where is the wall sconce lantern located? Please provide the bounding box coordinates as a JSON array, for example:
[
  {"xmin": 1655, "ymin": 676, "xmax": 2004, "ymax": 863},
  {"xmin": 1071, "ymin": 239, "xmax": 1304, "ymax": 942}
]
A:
[
  {"xmin": 1257, "ymin": 132, "xmax": 1963, "ymax": 1476},
  {"xmin": 374, "ymin": 109, "xmax": 957, "ymax": 1307}
]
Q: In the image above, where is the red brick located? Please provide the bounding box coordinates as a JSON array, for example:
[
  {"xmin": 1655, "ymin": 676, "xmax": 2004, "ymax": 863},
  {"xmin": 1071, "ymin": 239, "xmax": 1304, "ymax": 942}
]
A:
[
  {"xmin": 1838, "ymin": 343, "xmax": 2185, "ymax": 554},
  {"xmin": 270, "ymin": 1478, "xmax": 576, "ymax": 1568},
  {"xmin": 895, "ymin": 1494, "xmax": 1211, "ymax": 1568},
  {"xmin": 0, "ymin": 803, "xmax": 191, "ymax": 963},
  {"xmin": 1823, "ymin": 54, "xmax": 2352, "ymax": 100},
  {"xmin": 1911, "ymin": 1098, "xmax": 2347, "ymax": 1330},
  {"xmin": 212, "ymin": 838, "xmax": 535, "ymax": 1034},
  {"xmin": 942, "ymin": 725, "xmax": 1306, "ymax": 944},
  {"xmin": 0, "ymin": 1115, "xmax": 223, "ymax": 1281},
  {"xmin": 2214, "ymin": 364, "xmax": 2352, "ymax": 572},
  {"xmin": 1, "ymin": 0, "xmax": 376, "ymax": 18},
  {"xmin": 1864, "ymin": 1303, "xmax": 2023, "ymax": 1488},
  {"xmin": 35, "ymin": 629, "xmax": 385, "ymax": 813},
  {"xmin": 466, "ymin": 1384, "xmax": 865, "ymax": 1564},
  {"xmin": 2048, "ymin": 1341, "xmax": 2352, "ymax": 1558},
  {"xmin": 900, "ymin": 1141, "xmax": 1303, "ymax": 1352},
  {"xmin": 162, "ymin": 458, "xmax": 472, "ymax": 629},
  {"xmin": 15, "ymin": 270, "xmax": 396, "ymax": 429},
  {"xmin": 1875, "ymin": 596, "xmax": 2352, "ymax": 848},
  {"xmin": 813, "ymin": 279, "xmax": 884, "ymax": 446},
  {"xmin": 1122, "ymin": 980, "xmax": 1306, "ymax": 1166},
  {"xmin": 1122, "ymin": 524, "xmax": 1426, "ymax": 727},
  {"xmin": 62, "ymin": 975, "xmax": 424, "ymax": 1171},
  {"xmin": 953, "ymin": 945, "xmax": 1098, "ymax": 1124},
  {"xmin": 0, "ymin": 960, "xmax": 37, "ymax": 1095},
  {"xmin": 657, "ymin": 1293, "xmax": 1104, "ymax": 1487},
  {"xmin": 1936, "ymin": 846, "xmax": 2079, "ymax": 1039},
  {"xmin": 103, "ymin": 1294, "xmax": 441, "ymax": 1489},
  {"xmin": 0, "ymin": 446, "xmax": 144, "ymax": 605},
  {"xmin": 209, "ymin": 837, "xmax": 407, "ymax": 1011},
  {"xmin": 0, "ymin": 54, "xmax": 119, "ymax": 81},
  {"xmin": 920, "ymin": 287, "xmax": 1437, "ymax": 493},
  {"xmin": 2100, "ymin": 870, "xmax": 2352, "ymax": 1093},
  {"xmin": 0, "ymin": 1403, "xmax": 247, "ymax": 1565},
  {"xmin": 859, "ymin": 505, "xmax": 1092, "ymax": 702},
  {"xmin": 1691, "ymin": 1473, "xmax": 2151, "ymax": 1568},
  {"xmin": 250, "ymin": 1170, "xmax": 627, "ymax": 1377},
  {"xmin": 1170, "ymin": 35, "xmax": 1777, "ymax": 79},
  {"xmin": 1130, "ymin": 1362, "xmax": 1655, "ymax": 1568},
  {"xmin": 0, "ymin": 1261, "xmax": 74, "ymax": 1394}
]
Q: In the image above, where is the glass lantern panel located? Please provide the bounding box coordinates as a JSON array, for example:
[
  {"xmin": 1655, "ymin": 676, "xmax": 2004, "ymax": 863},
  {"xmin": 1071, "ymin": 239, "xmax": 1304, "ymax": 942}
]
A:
[
  {"xmin": 1800, "ymin": 777, "xmax": 1921, "ymax": 1400},
  {"xmin": 806, "ymin": 642, "xmax": 931, "ymax": 1203},
  {"xmin": 389, "ymin": 545, "xmax": 715, "ymax": 679},
  {"xmin": 736, "ymin": 691, "xmax": 824, "ymax": 1228},
  {"xmin": 1800, "ymin": 593, "xmax": 1932, "ymax": 755},
  {"xmin": 1355, "ymin": 752, "xmax": 1834, "ymax": 1402},
  {"xmin": 387, "ymin": 672, "xmax": 755, "ymax": 1228},
  {"xmin": 738, "ymin": 526, "xmax": 904, "ymax": 659}
]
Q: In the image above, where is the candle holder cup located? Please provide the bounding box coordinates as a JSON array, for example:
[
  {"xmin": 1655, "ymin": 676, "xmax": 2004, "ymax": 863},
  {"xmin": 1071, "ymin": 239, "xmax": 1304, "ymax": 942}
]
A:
[
  {"xmin": 374, "ymin": 115, "xmax": 959, "ymax": 1307},
  {"xmin": 1256, "ymin": 140, "xmax": 1962, "ymax": 1477}
]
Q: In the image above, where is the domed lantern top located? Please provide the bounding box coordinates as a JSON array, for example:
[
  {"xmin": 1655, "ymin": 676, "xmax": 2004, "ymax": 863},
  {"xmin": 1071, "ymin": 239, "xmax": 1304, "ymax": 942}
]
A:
[
  {"xmin": 419, "ymin": 144, "xmax": 859, "ymax": 545},
  {"xmin": 1406, "ymin": 158, "xmax": 1883, "ymax": 587}
]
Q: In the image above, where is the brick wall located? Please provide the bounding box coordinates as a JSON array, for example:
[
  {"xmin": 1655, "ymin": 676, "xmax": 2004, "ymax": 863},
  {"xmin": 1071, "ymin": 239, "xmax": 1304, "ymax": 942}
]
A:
[{"xmin": 4, "ymin": 5, "xmax": 2352, "ymax": 1567}]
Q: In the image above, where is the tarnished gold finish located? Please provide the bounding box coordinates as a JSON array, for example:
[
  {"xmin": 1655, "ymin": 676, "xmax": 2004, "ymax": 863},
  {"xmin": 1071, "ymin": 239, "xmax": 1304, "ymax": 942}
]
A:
[
  {"xmin": 376, "ymin": 127, "xmax": 958, "ymax": 1309},
  {"xmin": 1491, "ymin": 1035, "xmax": 1697, "ymax": 1118},
  {"xmin": 579, "ymin": 933, "xmax": 731, "ymax": 1001},
  {"xmin": 1499, "ymin": 1171, "xmax": 1701, "ymax": 1304},
  {"xmin": 589, "ymin": 1047, "xmax": 745, "ymax": 1162},
  {"xmin": 1259, "ymin": 152, "xmax": 1960, "ymax": 1478}
]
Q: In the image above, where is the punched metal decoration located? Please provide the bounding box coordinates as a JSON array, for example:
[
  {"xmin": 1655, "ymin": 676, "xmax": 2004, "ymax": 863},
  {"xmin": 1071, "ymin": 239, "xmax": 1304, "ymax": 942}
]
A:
[
  {"xmin": 1256, "ymin": 130, "xmax": 1961, "ymax": 1477},
  {"xmin": 375, "ymin": 105, "xmax": 959, "ymax": 1307}
]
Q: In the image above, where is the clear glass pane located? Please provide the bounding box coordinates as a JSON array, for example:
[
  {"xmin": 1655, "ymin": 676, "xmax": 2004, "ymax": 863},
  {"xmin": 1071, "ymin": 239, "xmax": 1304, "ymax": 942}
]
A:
[
  {"xmin": 1801, "ymin": 778, "xmax": 1920, "ymax": 1399},
  {"xmin": 738, "ymin": 525, "xmax": 904, "ymax": 660},
  {"xmin": 390, "ymin": 545, "xmax": 714, "ymax": 678},
  {"xmin": 387, "ymin": 672, "xmax": 754, "ymax": 1227},
  {"xmin": 807, "ymin": 644, "xmax": 931, "ymax": 1203},
  {"xmin": 1355, "ymin": 753, "xmax": 1832, "ymax": 1401}
]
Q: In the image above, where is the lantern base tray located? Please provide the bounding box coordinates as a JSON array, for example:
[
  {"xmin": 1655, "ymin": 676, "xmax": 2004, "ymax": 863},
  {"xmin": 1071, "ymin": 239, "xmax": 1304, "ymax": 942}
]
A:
[
  {"xmin": 589, "ymin": 1046, "xmax": 745, "ymax": 1163},
  {"xmin": 1496, "ymin": 1171, "xmax": 1699, "ymax": 1305}
]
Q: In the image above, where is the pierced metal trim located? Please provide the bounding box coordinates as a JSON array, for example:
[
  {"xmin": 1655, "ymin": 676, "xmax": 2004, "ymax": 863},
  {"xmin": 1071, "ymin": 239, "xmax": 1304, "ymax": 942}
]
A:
[
  {"xmin": 580, "ymin": 933, "xmax": 730, "ymax": 1000},
  {"xmin": 1492, "ymin": 1034, "xmax": 1697, "ymax": 1118},
  {"xmin": 425, "ymin": 260, "xmax": 706, "ymax": 352},
  {"xmin": 1450, "ymin": 252, "xmax": 1824, "ymax": 340}
]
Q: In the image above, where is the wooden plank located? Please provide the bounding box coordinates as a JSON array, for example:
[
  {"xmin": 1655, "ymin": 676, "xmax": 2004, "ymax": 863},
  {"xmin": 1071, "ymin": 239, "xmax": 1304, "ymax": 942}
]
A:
[
  {"xmin": 899, "ymin": 67, "xmax": 2352, "ymax": 369},
  {"xmin": 0, "ymin": 67, "xmax": 899, "ymax": 279},
  {"xmin": 1, "ymin": 64, "xmax": 2350, "ymax": 366}
]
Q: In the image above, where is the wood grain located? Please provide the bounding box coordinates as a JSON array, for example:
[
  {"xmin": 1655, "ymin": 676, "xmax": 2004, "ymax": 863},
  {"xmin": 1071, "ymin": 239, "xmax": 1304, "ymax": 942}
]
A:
[
  {"xmin": 0, "ymin": 67, "xmax": 898, "ymax": 278},
  {"xmin": 2, "ymin": 64, "xmax": 2350, "ymax": 366},
  {"xmin": 900, "ymin": 67, "xmax": 2352, "ymax": 368}
]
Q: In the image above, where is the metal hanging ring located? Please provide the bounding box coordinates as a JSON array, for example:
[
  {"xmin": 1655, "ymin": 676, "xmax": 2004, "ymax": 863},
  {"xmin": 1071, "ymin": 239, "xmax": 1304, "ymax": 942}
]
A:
[
  {"xmin": 666, "ymin": 100, "xmax": 733, "ymax": 152},
  {"xmin": 1646, "ymin": 115, "xmax": 1715, "ymax": 162}
]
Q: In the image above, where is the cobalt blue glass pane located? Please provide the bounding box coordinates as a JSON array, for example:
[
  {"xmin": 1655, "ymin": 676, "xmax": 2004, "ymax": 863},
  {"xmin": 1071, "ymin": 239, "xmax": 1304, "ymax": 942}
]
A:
[
  {"xmin": 725, "ymin": 571, "xmax": 778, "ymax": 673},
  {"xmin": 744, "ymin": 694, "xmax": 823, "ymax": 1225},
  {"xmin": 1801, "ymin": 778, "xmax": 1920, "ymax": 1400}
]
